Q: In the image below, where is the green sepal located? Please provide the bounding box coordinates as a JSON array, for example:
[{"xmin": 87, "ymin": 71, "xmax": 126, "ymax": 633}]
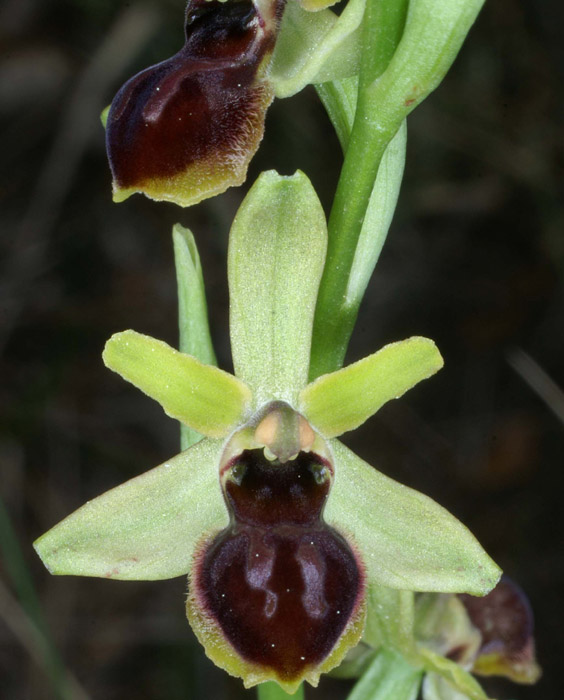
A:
[
  {"xmin": 270, "ymin": 0, "xmax": 364, "ymax": 98},
  {"xmin": 33, "ymin": 438, "xmax": 227, "ymax": 580},
  {"xmin": 326, "ymin": 441, "xmax": 502, "ymax": 594},
  {"xmin": 364, "ymin": 585, "xmax": 417, "ymax": 661},
  {"xmin": 173, "ymin": 225, "xmax": 216, "ymax": 368},
  {"xmin": 103, "ymin": 330, "xmax": 251, "ymax": 438},
  {"xmin": 228, "ymin": 170, "xmax": 326, "ymax": 406},
  {"xmin": 173, "ymin": 224, "xmax": 217, "ymax": 450},
  {"xmin": 300, "ymin": 337, "xmax": 443, "ymax": 438},
  {"xmin": 348, "ymin": 648, "xmax": 422, "ymax": 700},
  {"xmin": 419, "ymin": 651, "xmax": 491, "ymax": 700}
]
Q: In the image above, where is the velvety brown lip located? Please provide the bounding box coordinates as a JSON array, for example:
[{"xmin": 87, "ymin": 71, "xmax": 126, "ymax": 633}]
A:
[
  {"xmin": 460, "ymin": 577, "xmax": 533, "ymax": 657},
  {"xmin": 106, "ymin": 0, "xmax": 285, "ymax": 206},
  {"xmin": 106, "ymin": 0, "xmax": 283, "ymax": 202},
  {"xmin": 195, "ymin": 449, "xmax": 362, "ymax": 682}
]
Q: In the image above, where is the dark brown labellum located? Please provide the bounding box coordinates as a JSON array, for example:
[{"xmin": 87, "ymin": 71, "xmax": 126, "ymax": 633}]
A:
[
  {"xmin": 190, "ymin": 448, "xmax": 365, "ymax": 687},
  {"xmin": 459, "ymin": 576, "xmax": 541, "ymax": 683},
  {"xmin": 106, "ymin": 0, "xmax": 284, "ymax": 206}
]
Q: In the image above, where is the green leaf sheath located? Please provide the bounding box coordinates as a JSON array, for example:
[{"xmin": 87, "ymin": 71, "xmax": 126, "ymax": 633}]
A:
[
  {"xmin": 348, "ymin": 648, "xmax": 422, "ymax": 700},
  {"xmin": 309, "ymin": 0, "xmax": 409, "ymax": 378},
  {"xmin": 228, "ymin": 170, "xmax": 327, "ymax": 406},
  {"xmin": 315, "ymin": 75, "xmax": 359, "ymax": 152},
  {"xmin": 300, "ymin": 336, "xmax": 442, "ymax": 438},
  {"xmin": 344, "ymin": 120, "xmax": 406, "ymax": 309},
  {"xmin": 34, "ymin": 439, "xmax": 227, "ymax": 580},
  {"xmin": 310, "ymin": 0, "xmax": 486, "ymax": 378},
  {"xmin": 326, "ymin": 441, "xmax": 501, "ymax": 594},
  {"xmin": 257, "ymin": 681, "xmax": 305, "ymax": 700},
  {"xmin": 173, "ymin": 224, "xmax": 217, "ymax": 449},
  {"xmin": 364, "ymin": 584, "xmax": 416, "ymax": 659},
  {"xmin": 103, "ymin": 330, "xmax": 251, "ymax": 438}
]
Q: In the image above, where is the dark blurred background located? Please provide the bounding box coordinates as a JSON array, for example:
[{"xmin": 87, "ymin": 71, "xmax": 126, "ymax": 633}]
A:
[{"xmin": 1, "ymin": 0, "xmax": 563, "ymax": 698}]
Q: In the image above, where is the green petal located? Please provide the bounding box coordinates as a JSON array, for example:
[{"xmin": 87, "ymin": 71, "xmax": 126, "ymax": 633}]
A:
[
  {"xmin": 34, "ymin": 439, "xmax": 227, "ymax": 580},
  {"xmin": 326, "ymin": 441, "xmax": 501, "ymax": 595},
  {"xmin": 300, "ymin": 337, "xmax": 443, "ymax": 438},
  {"xmin": 103, "ymin": 330, "xmax": 251, "ymax": 438},
  {"xmin": 228, "ymin": 170, "xmax": 327, "ymax": 406},
  {"xmin": 270, "ymin": 0, "xmax": 364, "ymax": 98}
]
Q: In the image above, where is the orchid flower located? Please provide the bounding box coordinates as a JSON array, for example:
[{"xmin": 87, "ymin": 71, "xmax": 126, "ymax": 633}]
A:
[
  {"xmin": 105, "ymin": 0, "xmax": 365, "ymax": 206},
  {"xmin": 334, "ymin": 577, "xmax": 541, "ymax": 700},
  {"xmin": 34, "ymin": 171, "xmax": 500, "ymax": 692}
]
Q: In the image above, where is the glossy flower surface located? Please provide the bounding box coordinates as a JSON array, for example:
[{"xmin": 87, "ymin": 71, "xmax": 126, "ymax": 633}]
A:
[{"xmin": 34, "ymin": 171, "xmax": 501, "ymax": 691}]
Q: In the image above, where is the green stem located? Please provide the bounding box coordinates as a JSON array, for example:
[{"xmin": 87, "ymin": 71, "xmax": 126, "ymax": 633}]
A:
[
  {"xmin": 311, "ymin": 0, "xmax": 487, "ymax": 379},
  {"xmin": 360, "ymin": 0, "xmax": 409, "ymax": 90},
  {"xmin": 309, "ymin": 0, "xmax": 408, "ymax": 379},
  {"xmin": 257, "ymin": 682, "xmax": 305, "ymax": 700}
]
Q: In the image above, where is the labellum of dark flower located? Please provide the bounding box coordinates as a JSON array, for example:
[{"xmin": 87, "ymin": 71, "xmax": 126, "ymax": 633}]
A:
[
  {"xmin": 106, "ymin": 0, "xmax": 286, "ymax": 207},
  {"xmin": 459, "ymin": 577, "xmax": 541, "ymax": 684},
  {"xmin": 187, "ymin": 403, "xmax": 366, "ymax": 692}
]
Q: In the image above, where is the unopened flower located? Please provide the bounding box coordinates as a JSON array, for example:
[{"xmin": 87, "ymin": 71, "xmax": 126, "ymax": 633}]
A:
[{"xmin": 34, "ymin": 171, "xmax": 500, "ymax": 691}]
